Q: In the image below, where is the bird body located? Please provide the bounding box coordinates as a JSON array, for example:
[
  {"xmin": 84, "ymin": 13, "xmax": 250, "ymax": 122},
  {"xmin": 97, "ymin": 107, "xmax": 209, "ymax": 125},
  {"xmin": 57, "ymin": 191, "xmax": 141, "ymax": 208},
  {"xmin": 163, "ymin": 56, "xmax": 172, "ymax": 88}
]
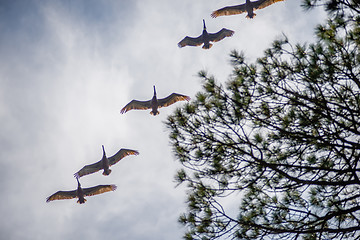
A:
[
  {"xmin": 46, "ymin": 178, "xmax": 117, "ymax": 204},
  {"xmin": 211, "ymin": 0, "xmax": 285, "ymax": 19},
  {"xmin": 245, "ymin": 0, "xmax": 256, "ymax": 18},
  {"xmin": 100, "ymin": 145, "xmax": 111, "ymax": 176},
  {"xmin": 74, "ymin": 145, "xmax": 139, "ymax": 178},
  {"xmin": 120, "ymin": 85, "xmax": 190, "ymax": 115},
  {"xmin": 200, "ymin": 20, "xmax": 212, "ymax": 49},
  {"xmin": 150, "ymin": 88, "xmax": 160, "ymax": 115},
  {"xmin": 178, "ymin": 19, "xmax": 234, "ymax": 49},
  {"xmin": 76, "ymin": 180, "xmax": 86, "ymax": 203}
]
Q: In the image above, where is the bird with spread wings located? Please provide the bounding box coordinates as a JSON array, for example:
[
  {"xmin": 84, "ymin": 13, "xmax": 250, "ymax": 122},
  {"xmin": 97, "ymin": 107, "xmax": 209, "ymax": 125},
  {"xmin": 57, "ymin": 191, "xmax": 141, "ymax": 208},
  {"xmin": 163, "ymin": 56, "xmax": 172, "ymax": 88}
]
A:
[
  {"xmin": 46, "ymin": 178, "xmax": 117, "ymax": 204},
  {"xmin": 120, "ymin": 85, "xmax": 190, "ymax": 115},
  {"xmin": 178, "ymin": 19, "xmax": 234, "ymax": 49},
  {"xmin": 211, "ymin": 0, "xmax": 285, "ymax": 19},
  {"xmin": 74, "ymin": 145, "xmax": 139, "ymax": 178}
]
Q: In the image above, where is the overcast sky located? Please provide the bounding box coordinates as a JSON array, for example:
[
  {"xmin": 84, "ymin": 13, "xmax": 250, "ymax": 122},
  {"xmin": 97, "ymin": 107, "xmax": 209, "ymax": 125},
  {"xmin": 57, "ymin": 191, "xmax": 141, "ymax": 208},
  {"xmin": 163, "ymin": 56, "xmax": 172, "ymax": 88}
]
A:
[{"xmin": 0, "ymin": 1, "xmax": 326, "ymax": 239}]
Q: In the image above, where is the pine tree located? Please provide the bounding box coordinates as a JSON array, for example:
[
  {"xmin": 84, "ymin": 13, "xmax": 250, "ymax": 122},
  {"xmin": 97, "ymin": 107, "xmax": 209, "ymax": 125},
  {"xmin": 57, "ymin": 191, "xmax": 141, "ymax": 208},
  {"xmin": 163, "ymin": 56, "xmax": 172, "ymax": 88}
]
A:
[{"xmin": 167, "ymin": 1, "xmax": 360, "ymax": 239}]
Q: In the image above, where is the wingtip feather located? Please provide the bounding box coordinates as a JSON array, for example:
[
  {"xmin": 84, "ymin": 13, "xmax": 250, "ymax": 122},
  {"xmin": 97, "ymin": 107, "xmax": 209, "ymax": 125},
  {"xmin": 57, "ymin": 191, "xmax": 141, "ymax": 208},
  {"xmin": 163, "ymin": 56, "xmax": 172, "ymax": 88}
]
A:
[
  {"xmin": 127, "ymin": 149, "xmax": 140, "ymax": 156},
  {"xmin": 210, "ymin": 12, "xmax": 218, "ymax": 18},
  {"xmin": 120, "ymin": 108, "xmax": 127, "ymax": 114}
]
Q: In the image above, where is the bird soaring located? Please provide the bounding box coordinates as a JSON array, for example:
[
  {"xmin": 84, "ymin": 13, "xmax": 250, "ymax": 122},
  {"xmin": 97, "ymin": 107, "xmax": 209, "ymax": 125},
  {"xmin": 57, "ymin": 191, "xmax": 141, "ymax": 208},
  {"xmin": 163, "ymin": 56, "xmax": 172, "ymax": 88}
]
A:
[
  {"xmin": 46, "ymin": 178, "xmax": 117, "ymax": 204},
  {"xmin": 120, "ymin": 85, "xmax": 190, "ymax": 115},
  {"xmin": 178, "ymin": 19, "xmax": 234, "ymax": 49},
  {"xmin": 211, "ymin": 0, "xmax": 285, "ymax": 19},
  {"xmin": 74, "ymin": 145, "xmax": 139, "ymax": 178}
]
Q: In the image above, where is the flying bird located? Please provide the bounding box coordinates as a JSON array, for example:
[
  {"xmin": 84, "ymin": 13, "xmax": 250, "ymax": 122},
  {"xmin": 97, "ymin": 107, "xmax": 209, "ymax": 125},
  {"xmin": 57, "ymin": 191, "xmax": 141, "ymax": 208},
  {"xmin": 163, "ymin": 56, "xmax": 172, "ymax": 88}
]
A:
[
  {"xmin": 120, "ymin": 85, "xmax": 190, "ymax": 115},
  {"xmin": 46, "ymin": 178, "xmax": 117, "ymax": 204},
  {"xmin": 74, "ymin": 145, "xmax": 139, "ymax": 178},
  {"xmin": 211, "ymin": 0, "xmax": 285, "ymax": 19},
  {"xmin": 178, "ymin": 19, "xmax": 234, "ymax": 49}
]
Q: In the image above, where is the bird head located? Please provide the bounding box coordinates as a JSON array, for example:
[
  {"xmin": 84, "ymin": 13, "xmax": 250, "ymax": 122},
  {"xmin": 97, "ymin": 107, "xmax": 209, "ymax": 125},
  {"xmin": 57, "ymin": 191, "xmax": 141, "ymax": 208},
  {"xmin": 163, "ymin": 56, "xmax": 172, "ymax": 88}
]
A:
[
  {"xmin": 203, "ymin": 19, "xmax": 206, "ymax": 30},
  {"xmin": 102, "ymin": 145, "xmax": 107, "ymax": 159},
  {"xmin": 153, "ymin": 85, "xmax": 157, "ymax": 97}
]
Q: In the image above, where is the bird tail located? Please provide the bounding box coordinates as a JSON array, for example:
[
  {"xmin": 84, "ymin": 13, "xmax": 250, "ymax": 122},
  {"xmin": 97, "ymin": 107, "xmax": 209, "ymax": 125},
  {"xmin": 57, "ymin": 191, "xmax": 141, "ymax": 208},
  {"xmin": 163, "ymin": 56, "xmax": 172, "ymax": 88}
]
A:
[
  {"xmin": 102, "ymin": 169, "xmax": 112, "ymax": 176},
  {"xmin": 150, "ymin": 111, "xmax": 159, "ymax": 116},
  {"xmin": 77, "ymin": 198, "xmax": 87, "ymax": 204},
  {"xmin": 246, "ymin": 13, "xmax": 256, "ymax": 19},
  {"xmin": 202, "ymin": 43, "xmax": 213, "ymax": 49}
]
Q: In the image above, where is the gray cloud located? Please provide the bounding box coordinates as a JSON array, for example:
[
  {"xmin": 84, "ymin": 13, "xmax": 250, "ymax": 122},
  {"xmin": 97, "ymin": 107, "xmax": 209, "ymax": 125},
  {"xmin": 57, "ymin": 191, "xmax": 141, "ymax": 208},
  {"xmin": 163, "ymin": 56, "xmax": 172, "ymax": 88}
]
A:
[{"xmin": 0, "ymin": 1, "xmax": 326, "ymax": 239}]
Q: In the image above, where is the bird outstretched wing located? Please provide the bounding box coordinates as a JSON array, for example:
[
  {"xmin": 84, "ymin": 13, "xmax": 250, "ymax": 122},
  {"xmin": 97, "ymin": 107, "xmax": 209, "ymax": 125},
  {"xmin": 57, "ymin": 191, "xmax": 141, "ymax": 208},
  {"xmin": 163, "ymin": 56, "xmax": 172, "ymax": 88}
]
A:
[
  {"xmin": 108, "ymin": 148, "xmax": 139, "ymax": 166},
  {"xmin": 253, "ymin": 0, "xmax": 285, "ymax": 10},
  {"xmin": 158, "ymin": 93, "xmax": 190, "ymax": 108},
  {"xmin": 74, "ymin": 161, "xmax": 103, "ymax": 178},
  {"xmin": 178, "ymin": 36, "xmax": 203, "ymax": 48},
  {"xmin": 211, "ymin": 4, "xmax": 246, "ymax": 18},
  {"xmin": 46, "ymin": 190, "xmax": 77, "ymax": 202},
  {"xmin": 208, "ymin": 28, "xmax": 234, "ymax": 42},
  {"xmin": 83, "ymin": 184, "xmax": 117, "ymax": 197},
  {"xmin": 120, "ymin": 99, "xmax": 152, "ymax": 113}
]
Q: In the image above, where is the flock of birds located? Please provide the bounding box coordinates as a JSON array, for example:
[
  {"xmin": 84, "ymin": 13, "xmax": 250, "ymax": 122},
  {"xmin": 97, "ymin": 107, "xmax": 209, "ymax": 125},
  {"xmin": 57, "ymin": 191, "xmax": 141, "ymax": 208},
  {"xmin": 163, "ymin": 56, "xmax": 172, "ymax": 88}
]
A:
[
  {"xmin": 178, "ymin": 0, "xmax": 285, "ymax": 49},
  {"xmin": 46, "ymin": 86, "xmax": 190, "ymax": 204},
  {"xmin": 46, "ymin": 0, "xmax": 285, "ymax": 204}
]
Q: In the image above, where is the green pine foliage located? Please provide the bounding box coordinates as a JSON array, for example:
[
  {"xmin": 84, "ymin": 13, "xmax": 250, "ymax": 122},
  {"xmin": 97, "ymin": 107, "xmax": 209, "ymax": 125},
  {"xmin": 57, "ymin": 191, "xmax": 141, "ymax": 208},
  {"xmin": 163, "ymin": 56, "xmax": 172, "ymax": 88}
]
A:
[{"xmin": 166, "ymin": 1, "xmax": 360, "ymax": 239}]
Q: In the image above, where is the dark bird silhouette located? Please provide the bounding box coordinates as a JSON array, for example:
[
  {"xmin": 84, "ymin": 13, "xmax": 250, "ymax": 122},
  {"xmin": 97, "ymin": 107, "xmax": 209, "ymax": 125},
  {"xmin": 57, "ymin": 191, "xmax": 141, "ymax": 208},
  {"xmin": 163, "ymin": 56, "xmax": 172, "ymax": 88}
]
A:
[
  {"xmin": 74, "ymin": 145, "xmax": 139, "ymax": 178},
  {"xmin": 120, "ymin": 85, "xmax": 190, "ymax": 115},
  {"xmin": 211, "ymin": 0, "xmax": 285, "ymax": 19},
  {"xmin": 178, "ymin": 19, "xmax": 234, "ymax": 49},
  {"xmin": 46, "ymin": 178, "xmax": 117, "ymax": 204}
]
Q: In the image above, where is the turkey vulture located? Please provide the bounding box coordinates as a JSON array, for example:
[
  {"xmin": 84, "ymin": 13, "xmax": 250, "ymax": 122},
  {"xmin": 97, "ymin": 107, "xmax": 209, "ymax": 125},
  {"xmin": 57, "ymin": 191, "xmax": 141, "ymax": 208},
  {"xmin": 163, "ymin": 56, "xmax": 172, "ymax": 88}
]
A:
[
  {"xmin": 74, "ymin": 145, "xmax": 139, "ymax": 178},
  {"xmin": 211, "ymin": 0, "xmax": 285, "ymax": 19},
  {"xmin": 120, "ymin": 85, "xmax": 190, "ymax": 115},
  {"xmin": 46, "ymin": 178, "xmax": 117, "ymax": 204},
  {"xmin": 178, "ymin": 19, "xmax": 234, "ymax": 49}
]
